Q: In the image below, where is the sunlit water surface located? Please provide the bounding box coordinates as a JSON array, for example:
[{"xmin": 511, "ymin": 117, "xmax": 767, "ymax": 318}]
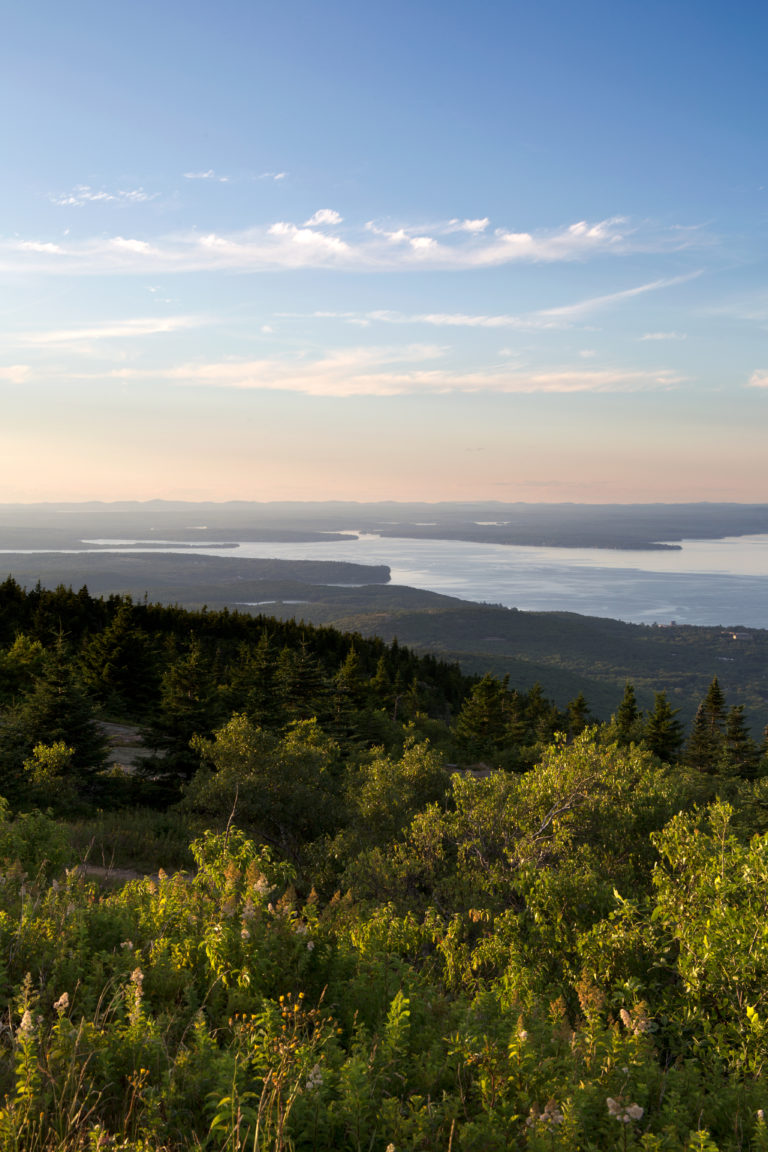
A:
[{"xmin": 65, "ymin": 532, "xmax": 768, "ymax": 629}]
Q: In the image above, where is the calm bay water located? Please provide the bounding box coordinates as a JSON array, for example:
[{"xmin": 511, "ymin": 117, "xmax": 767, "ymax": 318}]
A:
[{"xmin": 80, "ymin": 532, "xmax": 768, "ymax": 630}]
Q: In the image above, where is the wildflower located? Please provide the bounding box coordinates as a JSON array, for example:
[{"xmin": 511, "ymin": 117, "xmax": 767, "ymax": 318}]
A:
[
  {"xmin": 385, "ymin": 1145, "xmax": 396, "ymax": 1152},
  {"xmin": 53, "ymin": 992, "xmax": 69, "ymax": 1013},
  {"xmin": 607, "ymin": 1097, "xmax": 644, "ymax": 1122},
  {"xmin": 241, "ymin": 927, "xmax": 250, "ymax": 940},
  {"xmin": 306, "ymin": 1062, "xmax": 324, "ymax": 1091},
  {"xmin": 619, "ymin": 1003, "xmax": 653, "ymax": 1035},
  {"xmin": 242, "ymin": 898, "xmax": 256, "ymax": 921},
  {"xmin": 294, "ymin": 921, "xmax": 308, "ymax": 935},
  {"xmin": 121, "ymin": 940, "xmax": 133, "ymax": 951},
  {"xmin": 758, "ymin": 1109, "xmax": 766, "ymax": 1123},
  {"xmin": 130, "ymin": 967, "xmax": 144, "ymax": 986},
  {"xmin": 526, "ymin": 1100, "xmax": 564, "ymax": 1126},
  {"xmin": 307, "ymin": 940, "xmax": 315, "ymax": 951},
  {"xmin": 253, "ymin": 873, "xmax": 271, "ymax": 897},
  {"xmin": 517, "ymin": 1029, "xmax": 529, "ymax": 1042},
  {"xmin": 18, "ymin": 1009, "xmax": 34, "ymax": 1036}
]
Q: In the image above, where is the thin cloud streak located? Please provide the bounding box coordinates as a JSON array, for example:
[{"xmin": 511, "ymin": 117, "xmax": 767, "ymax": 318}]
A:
[
  {"xmin": 88, "ymin": 346, "xmax": 686, "ymax": 397},
  {"xmin": 539, "ymin": 271, "xmax": 703, "ymax": 318},
  {"xmin": 0, "ymin": 216, "xmax": 697, "ymax": 275},
  {"xmin": 184, "ymin": 170, "xmax": 229, "ymax": 182},
  {"xmin": 294, "ymin": 272, "xmax": 700, "ymax": 331},
  {"xmin": 0, "ymin": 365, "xmax": 31, "ymax": 384},
  {"xmin": 50, "ymin": 185, "xmax": 158, "ymax": 207},
  {"xmin": 10, "ymin": 316, "xmax": 208, "ymax": 347}
]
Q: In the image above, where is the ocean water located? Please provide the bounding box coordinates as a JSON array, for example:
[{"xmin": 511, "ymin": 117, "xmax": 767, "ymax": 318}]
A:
[{"xmin": 79, "ymin": 532, "xmax": 768, "ymax": 629}]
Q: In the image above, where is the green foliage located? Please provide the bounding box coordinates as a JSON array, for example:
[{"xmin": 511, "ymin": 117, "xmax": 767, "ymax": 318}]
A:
[
  {"xmin": 3, "ymin": 582, "xmax": 768, "ymax": 1148},
  {"xmin": 184, "ymin": 715, "xmax": 344, "ymax": 867},
  {"xmin": 0, "ymin": 636, "xmax": 108, "ymax": 808}
]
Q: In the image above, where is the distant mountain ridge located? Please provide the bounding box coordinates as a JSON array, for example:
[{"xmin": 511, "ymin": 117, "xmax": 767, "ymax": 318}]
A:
[{"xmin": 2, "ymin": 499, "xmax": 768, "ymax": 551}]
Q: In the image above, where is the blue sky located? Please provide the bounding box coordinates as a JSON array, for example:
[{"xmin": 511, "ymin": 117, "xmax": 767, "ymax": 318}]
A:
[{"xmin": 2, "ymin": 0, "xmax": 767, "ymax": 502}]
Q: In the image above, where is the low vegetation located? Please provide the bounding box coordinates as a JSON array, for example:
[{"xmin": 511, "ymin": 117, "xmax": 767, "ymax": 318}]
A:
[{"xmin": 0, "ymin": 580, "xmax": 767, "ymax": 1149}]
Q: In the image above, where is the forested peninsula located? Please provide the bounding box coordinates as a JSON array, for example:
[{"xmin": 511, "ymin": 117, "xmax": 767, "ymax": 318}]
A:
[{"xmin": 1, "ymin": 580, "xmax": 768, "ymax": 1149}]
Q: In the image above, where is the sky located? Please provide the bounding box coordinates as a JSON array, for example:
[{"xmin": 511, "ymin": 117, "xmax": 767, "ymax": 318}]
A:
[{"xmin": 2, "ymin": 0, "xmax": 767, "ymax": 504}]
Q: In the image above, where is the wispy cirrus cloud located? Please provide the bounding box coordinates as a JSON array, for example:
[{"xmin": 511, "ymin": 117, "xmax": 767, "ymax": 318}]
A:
[
  {"xmin": 0, "ymin": 215, "xmax": 698, "ymax": 276},
  {"xmin": 10, "ymin": 315, "xmax": 207, "ymax": 347},
  {"xmin": 50, "ymin": 184, "xmax": 158, "ymax": 207},
  {"xmin": 86, "ymin": 345, "xmax": 686, "ymax": 397},
  {"xmin": 185, "ymin": 169, "xmax": 288, "ymax": 183},
  {"xmin": 287, "ymin": 273, "xmax": 700, "ymax": 332},
  {"xmin": 639, "ymin": 331, "xmax": 688, "ymax": 341},
  {"xmin": 184, "ymin": 169, "xmax": 230, "ymax": 182},
  {"xmin": 539, "ymin": 272, "xmax": 702, "ymax": 319}
]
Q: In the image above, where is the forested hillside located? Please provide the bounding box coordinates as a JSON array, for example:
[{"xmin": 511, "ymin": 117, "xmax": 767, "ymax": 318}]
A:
[{"xmin": 1, "ymin": 580, "xmax": 768, "ymax": 1149}]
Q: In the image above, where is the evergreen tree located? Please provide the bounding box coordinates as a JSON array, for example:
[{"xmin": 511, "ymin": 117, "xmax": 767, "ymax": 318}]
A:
[
  {"xmin": 685, "ymin": 677, "xmax": 727, "ymax": 773},
  {"xmin": 723, "ymin": 704, "xmax": 760, "ymax": 778},
  {"xmin": 0, "ymin": 636, "xmax": 108, "ymax": 804},
  {"xmin": 614, "ymin": 682, "xmax": 642, "ymax": 746},
  {"xmin": 330, "ymin": 646, "xmax": 368, "ymax": 743},
  {"xmin": 79, "ymin": 602, "xmax": 158, "ymax": 718},
  {"xmin": 0, "ymin": 577, "xmax": 27, "ymax": 643},
  {"xmin": 525, "ymin": 682, "xmax": 564, "ymax": 744},
  {"xmin": 453, "ymin": 673, "xmax": 511, "ymax": 762},
  {"xmin": 275, "ymin": 642, "xmax": 330, "ymax": 723},
  {"xmin": 643, "ymin": 692, "xmax": 684, "ymax": 762},
  {"xmin": 566, "ymin": 691, "xmax": 592, "ymax": 738},
  {"xmin": 226, "ymin": 631, "xmax": 283, "ymax": 729},
  {"xmin": 144, "ymin": 638, "xmax": 222, "ymax": 780}
]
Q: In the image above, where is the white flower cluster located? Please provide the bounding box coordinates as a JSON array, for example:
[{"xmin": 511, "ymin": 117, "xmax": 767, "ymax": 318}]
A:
[
  {"xmin": 17, "ymin": 1009, "xmax": 34, "ymax": 1036},
  {"xmin": 305, "ymin": 1062, "xmax": 324, "ymax": 1091},
  {"xmin": 526, "ymin": 1100, "xmax": 565, "ymax": 1126},
  {"xmin": 619, "ymin": 1006, "xmax": 653, "ymax": 1034},
  {"xmin": 607, "ymin": 1097, "xmax": 644, "ymax": 1122},
  {"xmin": 253, "ymin": 873, "xmax": 271, "ymax": 897},
  {"xmin": 53, "ymin": 991, "xmax": 69, "ymax": 1013}
]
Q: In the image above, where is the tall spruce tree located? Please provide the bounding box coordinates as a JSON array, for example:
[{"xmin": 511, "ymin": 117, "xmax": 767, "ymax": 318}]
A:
[
  {"xmin": 723, "ymin": 704, "xmax": 760, "ymax": 778},
  {"xmin": 643, "ymin": 692, "xmax": 684, "ymax": 762},
  {"xmin": 566, "ymin": 691, "xmax": 592, "ymax": 737},
  {"xmin": 453, "ymin": 674, "xmax": 511, "ymax": 762},
  {"xmin": 614, "ymin": 682, "xmax": 642, "ymax": 746},
  {"xmin": 685, "ymin": 677, "xmax": 727, "ymax": 773},
  {"xmin": 79, "ymin": 602, "xmax": 158, "ymax": 718},
  {"xmin": 145, "ymin": 638, "xmax": 222, "ymax": 780}
]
